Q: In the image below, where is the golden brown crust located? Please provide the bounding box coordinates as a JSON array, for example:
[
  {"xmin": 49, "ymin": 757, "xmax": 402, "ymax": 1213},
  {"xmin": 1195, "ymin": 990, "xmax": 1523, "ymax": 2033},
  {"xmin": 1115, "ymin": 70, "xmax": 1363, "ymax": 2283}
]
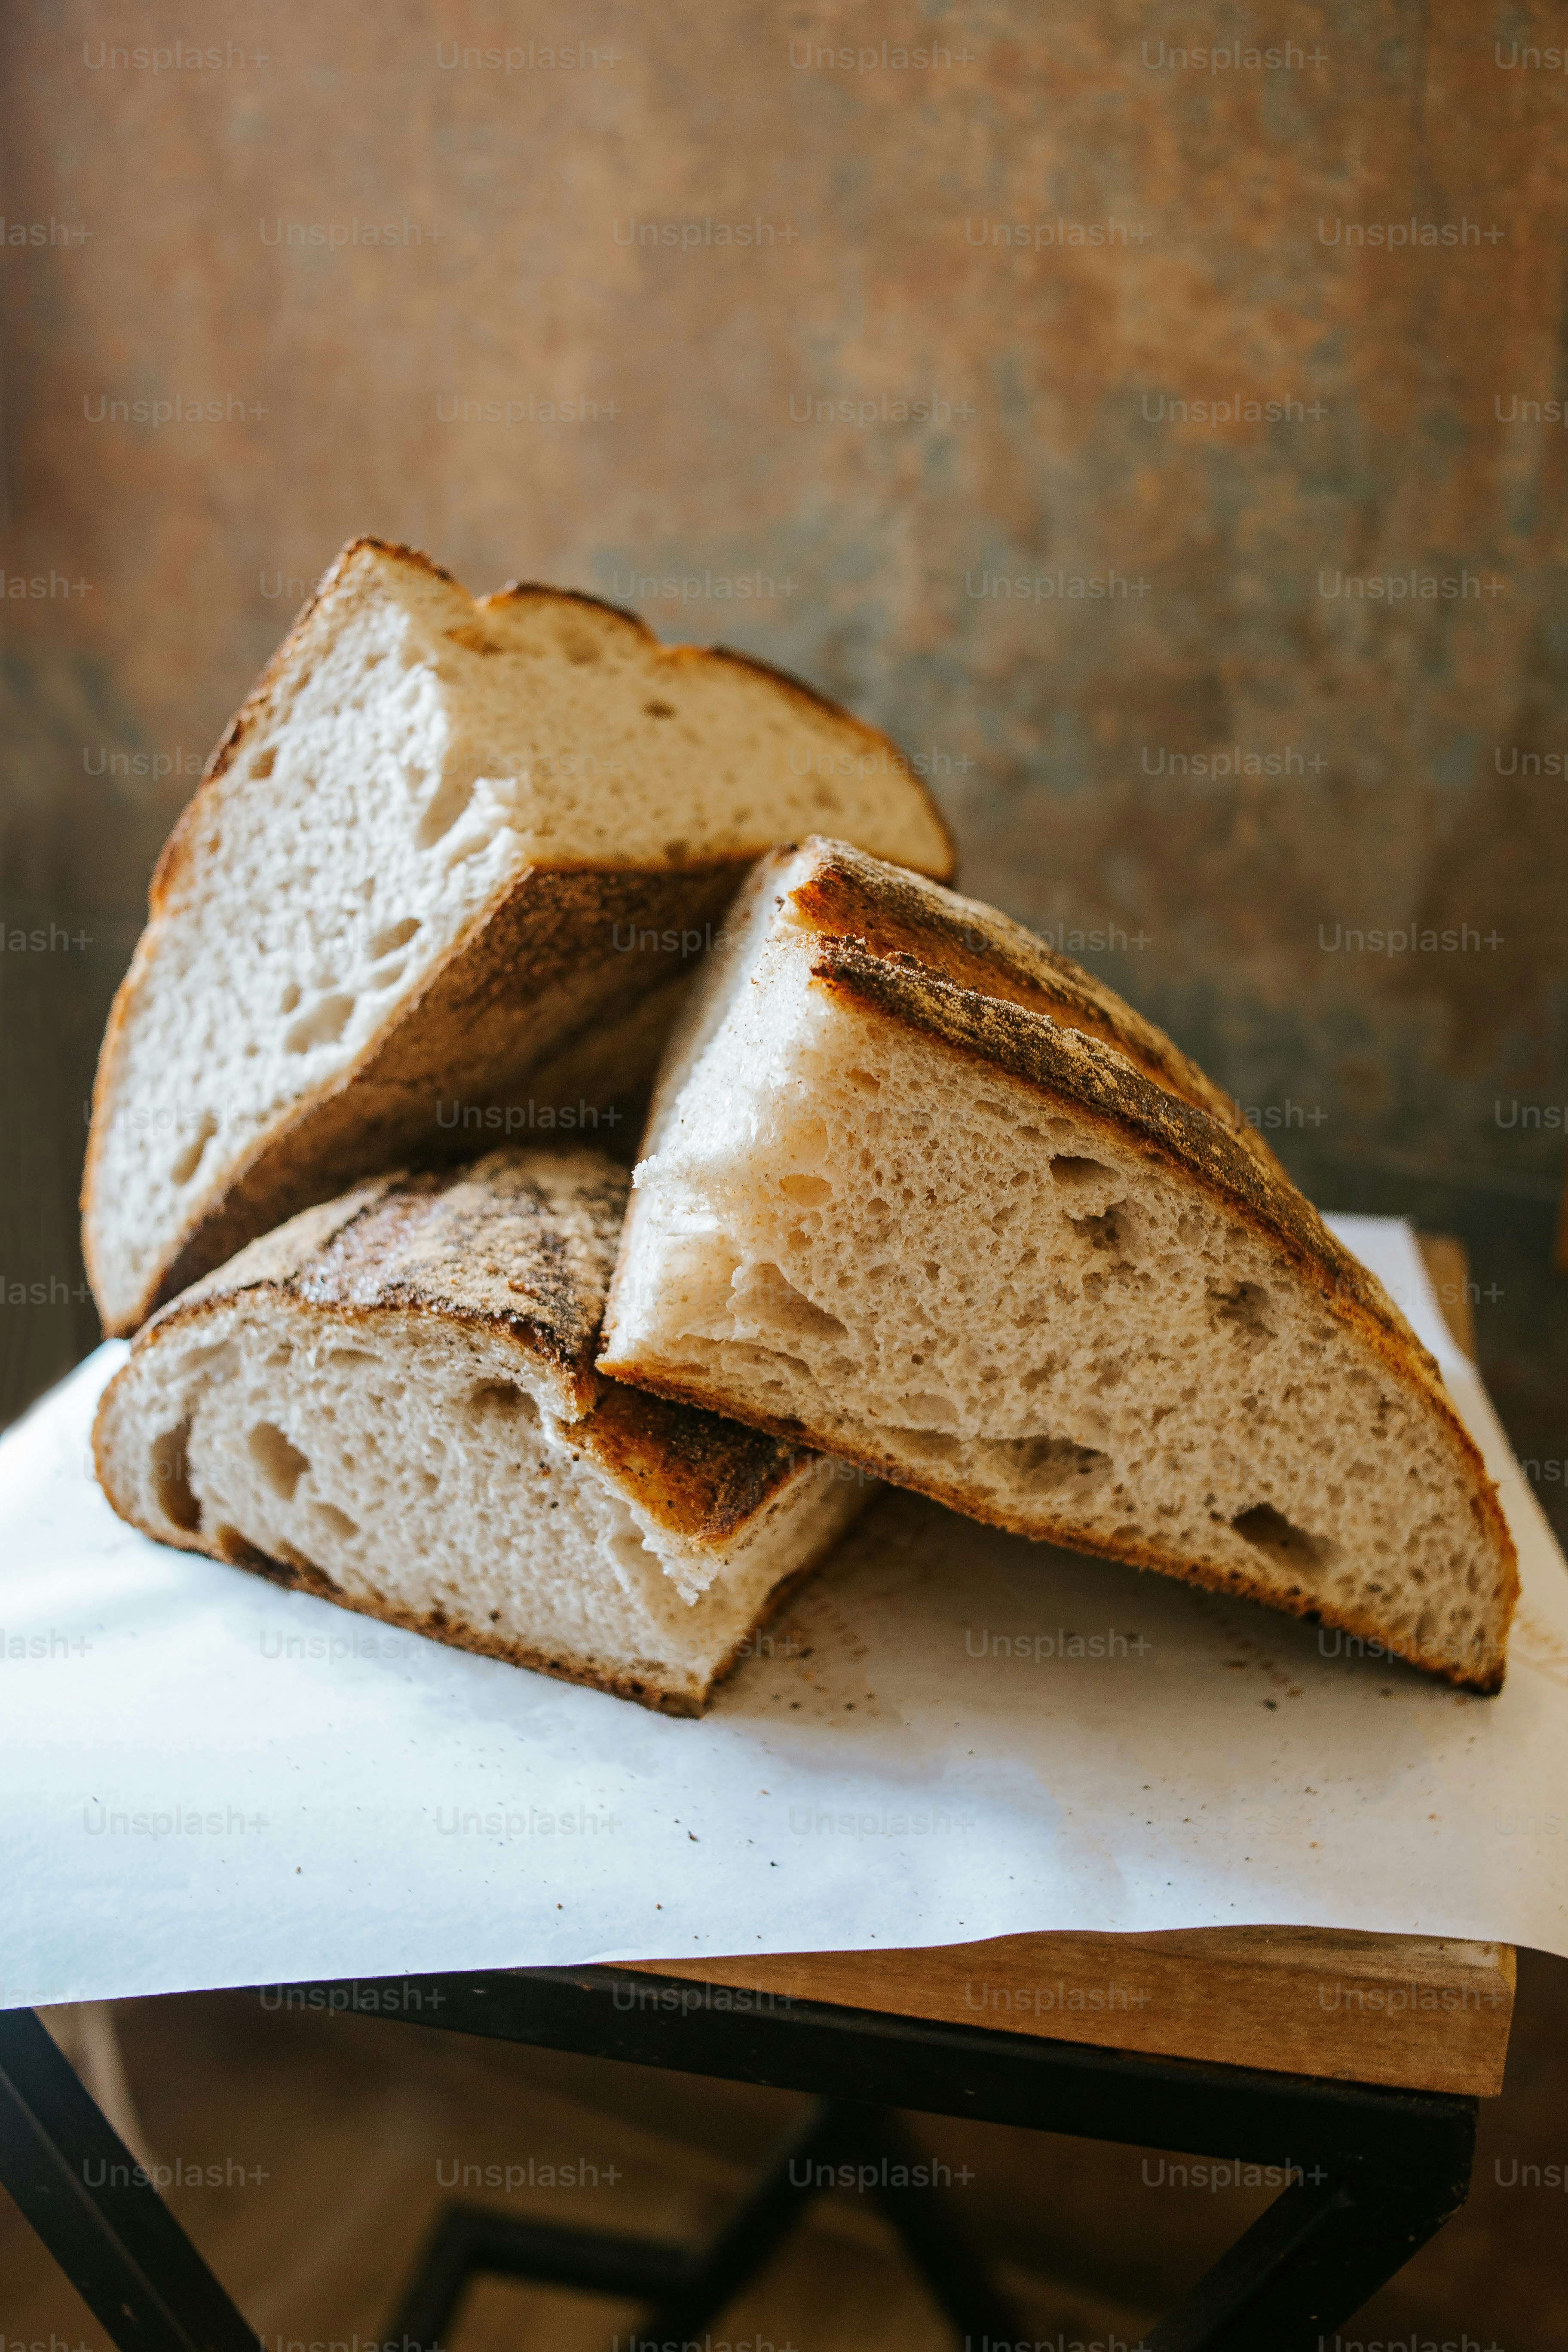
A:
[
  {"xmin": 810, "ymin": 937, "xmax": 1415, "ymax": 1353},
  {"xmin": 599, "ymin": 1351, "xmax": 1508, "ymax": 1696},
  {"xmin": 787, "ymin": 839, "xmax": 1279, "ymax": 1178},
  {"xmin": 98, "ymin": 861, "xmax": 746, "ymax": 1330},
  {"xmin": 83, "ymin": 539, "xmax": 952, "ymax": 1333},
  {"xmin": 152, "ymin": 544, "xmax": 952, "ymax": 919},
  {"xmin": 92, "ymin": 1348, "xmax": 829, "ymax": 1717},
  {"xmin": 573, "ymin": 1379, "xmax": 816, "ymax": 1545},
  {"xmin": 147, "ymin": 1152, "xmax": 626, "ymax": 1415},
  {"xmin": 806, "ymin": 940, "xmax": 1516, "ymax": 1639},
  {"xmin": 130, "ymin": 1148, "xmax": 822, "ymax": 1537}
]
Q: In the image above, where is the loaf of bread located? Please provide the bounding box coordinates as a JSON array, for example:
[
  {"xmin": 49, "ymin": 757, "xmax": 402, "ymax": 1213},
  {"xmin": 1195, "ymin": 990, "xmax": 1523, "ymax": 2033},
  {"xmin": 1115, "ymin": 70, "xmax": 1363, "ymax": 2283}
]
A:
[
  {"xmin": 598, "ymin": 839, "xmax": 1518, "ymax": 1692},
  {"xmin": 93, "ymin": 1148, "xmax": 868, "ymax": 1713},
  {"xmin": 83, "ymin": 539, "xmax": 953, "ymax": 1335}
]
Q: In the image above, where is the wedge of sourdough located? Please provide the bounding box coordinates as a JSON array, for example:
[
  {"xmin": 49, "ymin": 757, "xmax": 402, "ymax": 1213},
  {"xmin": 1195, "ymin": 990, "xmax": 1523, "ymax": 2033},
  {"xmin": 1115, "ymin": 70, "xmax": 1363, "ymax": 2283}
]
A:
[
  {"xmin": 598, "ymin": 840, "xmax": 1518, "ymax": 1692},
  {"xmin": 84, "ymin": 537, "xmax": 954, "ymax": 1335},
  {"xmin": 93, "ymin": 1147, "xmax": 867, "ymax": 1713}
]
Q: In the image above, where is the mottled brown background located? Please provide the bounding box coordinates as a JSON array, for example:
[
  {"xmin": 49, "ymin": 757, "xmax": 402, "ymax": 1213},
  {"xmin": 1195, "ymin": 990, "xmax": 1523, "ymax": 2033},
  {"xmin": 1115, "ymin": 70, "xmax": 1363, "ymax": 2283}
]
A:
[{"xmin": 3, "ymin": 1, "xmax": 1568, "ymax": 2333}]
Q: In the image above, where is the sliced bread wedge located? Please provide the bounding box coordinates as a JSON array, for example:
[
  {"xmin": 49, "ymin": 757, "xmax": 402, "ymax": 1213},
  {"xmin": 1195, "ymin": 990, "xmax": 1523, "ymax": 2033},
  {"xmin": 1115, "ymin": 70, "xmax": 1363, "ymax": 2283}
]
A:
[
  {"xmin": 83, "ymin": 538, "xmax": 954, "ymax": 1335},
  {"xmin": 93, "ymin": 1147, "xmax": 868, "ymax": 1713},
  {"xmin": 597, "ymin": 840, "xmax": 1518, "ymax": 1692}
]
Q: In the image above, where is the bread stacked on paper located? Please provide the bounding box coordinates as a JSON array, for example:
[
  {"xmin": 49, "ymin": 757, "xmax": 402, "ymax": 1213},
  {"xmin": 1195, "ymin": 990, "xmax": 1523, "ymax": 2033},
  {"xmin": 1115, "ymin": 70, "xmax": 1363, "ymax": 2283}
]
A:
[
  {"xmin": 89, "ymin": 543, "xmax": 947, "ymax": 1711},
  {"xmin": 94, "ymin": 1151, "xmax": 862, "ymax": 1714},
  {"xmin": 597, "ymin": 840, "xmax": 1518, "ymax": 1694},
  {"xmin": 89, "ymin": 544, "xmax": 1516, "ymax": 1704}
]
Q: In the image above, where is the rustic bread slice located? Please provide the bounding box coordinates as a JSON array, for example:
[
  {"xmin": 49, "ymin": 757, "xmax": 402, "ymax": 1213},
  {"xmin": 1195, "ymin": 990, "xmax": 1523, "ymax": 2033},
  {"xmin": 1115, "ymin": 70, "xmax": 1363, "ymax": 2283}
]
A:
[
  {"xmin": 83, "ymin": 537, "xmax": 954, "ymax": 1336},
  {"xmin": 93, "ymin": 1148, "xmax": 867, "ymax": 1714},
  {"xmin": 598, "ymin": 840, "xmax": 1519, "ymax": 1693}
]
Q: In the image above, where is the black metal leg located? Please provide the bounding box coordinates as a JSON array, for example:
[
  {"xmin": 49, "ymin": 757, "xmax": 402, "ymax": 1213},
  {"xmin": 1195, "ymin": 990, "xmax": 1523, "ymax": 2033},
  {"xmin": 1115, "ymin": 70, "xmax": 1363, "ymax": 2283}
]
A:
[
  {"xmin": 1147, "ymin": 2151, "xmax": 1472, "ymax": 2352},
  {"xmin": 0, "ymin": 2007, "xmax": 255, "ymax": 2352},
  {"xmin": 391, "ymin": 2097, "xmax": 1024, "ymax": 2352},
  {"xmin": 632, "ymin": 2100, "xmax": 856, "ymax": 2346},
  {"xmin": 834, "ymin": 2107, "xmax": 1025, "ymax": 2349},
  {"xmin": 388, "ymin": 2201, "xmax": 690, "ymax": 2345},
  {"xmin": 0, "ymin": 1973, "xmax": 1482, "ymax": 2352}
]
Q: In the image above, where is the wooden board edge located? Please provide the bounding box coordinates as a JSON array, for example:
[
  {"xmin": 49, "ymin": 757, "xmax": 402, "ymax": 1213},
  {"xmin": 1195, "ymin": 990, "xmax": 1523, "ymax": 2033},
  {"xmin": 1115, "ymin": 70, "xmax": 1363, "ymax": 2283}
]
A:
[{"xmin": 617, "ymin": 1925, "xmax": 1515, "ymax": 2098}]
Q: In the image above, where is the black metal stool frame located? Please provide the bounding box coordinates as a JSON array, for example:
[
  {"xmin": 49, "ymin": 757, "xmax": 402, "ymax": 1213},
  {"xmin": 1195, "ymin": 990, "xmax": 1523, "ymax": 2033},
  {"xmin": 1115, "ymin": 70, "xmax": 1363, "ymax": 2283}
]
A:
[{"xmin": 0, "ymin": 1963, "xmax": 1477, "ymax": 2352}]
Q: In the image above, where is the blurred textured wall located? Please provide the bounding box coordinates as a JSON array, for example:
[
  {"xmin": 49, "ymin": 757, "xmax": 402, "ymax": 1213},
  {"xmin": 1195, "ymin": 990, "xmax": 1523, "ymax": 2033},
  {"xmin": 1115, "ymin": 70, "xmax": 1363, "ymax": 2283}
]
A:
[{"xmin": 3, "ymin": 0, "xmax": 1566, "ymax": 1512}]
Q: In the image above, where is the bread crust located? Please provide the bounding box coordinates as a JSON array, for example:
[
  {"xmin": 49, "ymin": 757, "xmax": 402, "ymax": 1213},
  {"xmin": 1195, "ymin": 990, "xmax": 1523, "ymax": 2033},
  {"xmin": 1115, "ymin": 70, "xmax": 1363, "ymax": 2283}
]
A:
[
  {"xmin": 111, "ymin": 863, "xmax": 743, "ymax": 1330},
  {"xmin": 604, "ymin": 847, "xmax": 1518, "ymax": 1693},
  {"xmin": 92, "ymin": 1147, "xmax": 850, "ymax": 1713},
  {"xmin": 107, "ymin": 1149, "xmax": 826, "ymax": 1537},
  {"xmin": 603, "ymin": 1354, "xmax": 1510, "ymax": 1696},
  {"xmin": 83, "ymin": 541, "xmax": 956, "ymax": 1333},
  {"xmin": 787, "ymin": 839, "xmax": 1285, "ymax": 1180}
]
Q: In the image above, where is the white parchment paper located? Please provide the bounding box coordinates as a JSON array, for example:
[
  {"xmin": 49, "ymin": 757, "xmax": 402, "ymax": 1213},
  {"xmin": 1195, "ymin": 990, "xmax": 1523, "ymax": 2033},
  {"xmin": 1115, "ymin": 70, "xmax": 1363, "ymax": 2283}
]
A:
[{"xmin": 3, "ymin": 1216, "xmax": 1565, "ymax": 2007}]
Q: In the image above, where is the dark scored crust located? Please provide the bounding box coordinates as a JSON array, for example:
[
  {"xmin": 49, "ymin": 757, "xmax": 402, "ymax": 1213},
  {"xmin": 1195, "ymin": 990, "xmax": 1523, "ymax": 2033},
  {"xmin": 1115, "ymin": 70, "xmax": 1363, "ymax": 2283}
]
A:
[
  {"xmin": 574, "ymin": 1378, "xmax": 818, "ymax": 1544},
  {"xmin": 813, "ymin": 938, "xmax": 1420, "ymax": 1354},
  {"xmin": 787, "ymin": 839, "xmax": 1284, "ymax": 1181},
  {"xmin": 154, "ymin": 1150, "xmax": 628, "ymax": 1414},
  {"xmin": 605, "ymin": 903, "xmax": 1517, "ymax": 1692},
  {"xmin": 129, "ymin": 1147, "xmax": 824, "ymax": 1538}
]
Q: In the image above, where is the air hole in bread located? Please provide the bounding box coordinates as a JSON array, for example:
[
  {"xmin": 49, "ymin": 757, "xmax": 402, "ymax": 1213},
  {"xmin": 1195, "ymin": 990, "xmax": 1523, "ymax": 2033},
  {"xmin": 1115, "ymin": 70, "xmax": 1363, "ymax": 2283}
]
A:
[
  {"xmin": 1231, "ymin": 1502, "xmax": 1335, "ymax": 1575},
  {"xmin": 248, "ymin": 1421, "xmax": 310, "ymax": 1501},
  {"xmin": 285, "ymin": 993, "xmax": 356, "ymax": 1053},
  {"xmin": 900, "ymin": 1392, "xmax": 960, "ymax": 1428},
  {"xmin": 415, "ymin": 767, "xmax": 479, "ymax": 850},
  {"xmin": 150, "ymin": 1420, "xmax": 201, "ymax": 1531},
  {"xmin": 368, "ymin": 917, "xmax": 422, "ymax": 962},
  {"xmin": 312, "ymin": 1501, "xmax": 358, "ymax": 1540},
  {"xmin": 846, "ymin": 1069, "xmax": 881, "ymax": 1094},
  {"xmin": 169, "ymin": 1112, "xmax": 218, "ymax": 1187},
  {"xmin": 723, "ymin": 1338, "xmax": 811, "ymax": 1379},
  {"xmin": 1209, "ymin": 1280, "xmax": 1275, "ymax": 1344},
  {"xmin": 1070, "ymin": 1205, "xmax": 1132, "ymax": 1253},
  {"xmin": 325, "ymin": 1348, "xmax": 379, "ymax": 1369},
  {"xmin": 469, "ymin": 1380, "xmax": 541, "ymax": 1424},
  {"xmin": 279, "ymin": 981, "xmax": 301, "ymax": 1014},
  {"xmin": 779, "ymin": 1173, "xmax": 833, "ymax": 1207},
  {"xmin": 887, "ymin": 1426, "xmax": 962, "ymax": 1461},
  {"xmin": 1050, "ymin": 1155, "xmax": 1115, "ymax": 1191},
  {"xmin": 444, "ymin": 830, "xmax": 500, "ymax": 870},
  {"xmin": 645, "ymin": 699, "xmax": 676, "ymax": 717},
  {"xmin": 248, "ymin": 747, "xmax": 276, "ymax": 779},
  {"xmin": 735, "ymin": 1262, "xmax": 849, "ymax": 1342},
  {"xmin": 991, "ymin": 1433, "xmax": 1111, "ymax": 1489}
]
